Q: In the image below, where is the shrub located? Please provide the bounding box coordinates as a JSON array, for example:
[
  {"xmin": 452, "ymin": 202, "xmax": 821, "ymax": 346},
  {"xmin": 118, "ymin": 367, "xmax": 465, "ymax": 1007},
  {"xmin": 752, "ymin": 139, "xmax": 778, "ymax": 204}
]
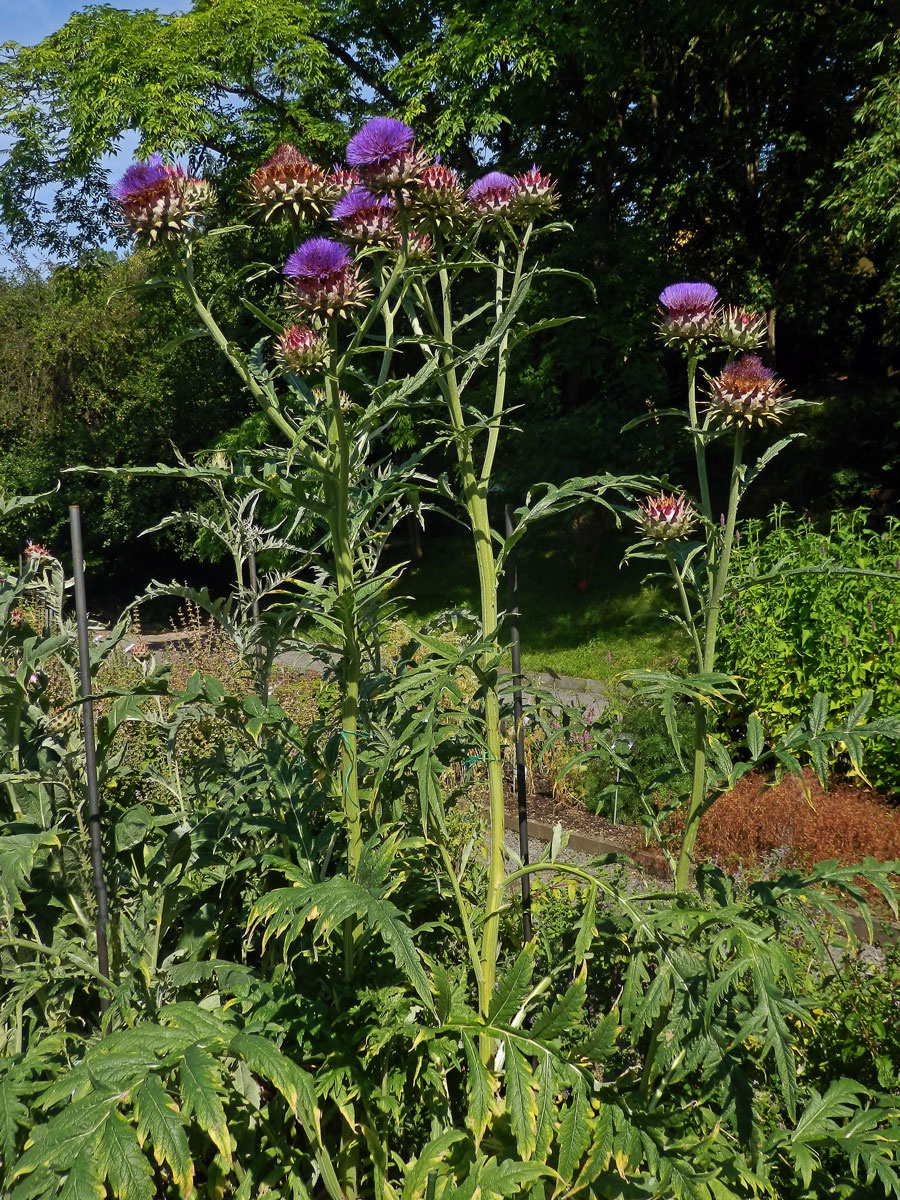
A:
[{"xmin": 718, "ymin": 506, "xmax": 900, "ymax": 791}]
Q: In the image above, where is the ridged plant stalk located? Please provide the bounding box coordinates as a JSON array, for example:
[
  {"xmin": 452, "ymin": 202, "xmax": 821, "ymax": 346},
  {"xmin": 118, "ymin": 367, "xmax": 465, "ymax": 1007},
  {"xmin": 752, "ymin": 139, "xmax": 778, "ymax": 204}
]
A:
[
  {"xmin": 168, "ymin": 241, "xmax": 380, "ymax": 882},
  {"xmin": 323, "ymin": 317, "xmax": 362, "ymax": 879},
  {"xmin": 424, "ymin": 225, "xmax": 533, "ymax": 1021},
  {"xmin": 664, "ymin": 394, "xmax": 748, "ymax": 890}
]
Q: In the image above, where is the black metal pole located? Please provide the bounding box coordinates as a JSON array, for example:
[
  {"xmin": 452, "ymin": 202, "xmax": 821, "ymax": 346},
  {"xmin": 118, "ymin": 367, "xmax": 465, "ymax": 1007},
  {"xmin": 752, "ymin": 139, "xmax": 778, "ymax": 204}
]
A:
[
  {"xmin": 68, "ymin": 505, "xmax": 110, "ymax": 1007},
  {"xmin": 505, "ymin": 504, "xmax": 532, "ymax": 943}
]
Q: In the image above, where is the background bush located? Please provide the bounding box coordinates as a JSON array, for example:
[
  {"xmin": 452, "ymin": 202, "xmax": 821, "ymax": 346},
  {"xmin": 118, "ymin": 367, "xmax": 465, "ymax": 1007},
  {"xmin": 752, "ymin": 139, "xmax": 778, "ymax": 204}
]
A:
[{"xmin": 718, "ymin": 507, "xmax": 900, "ymax": 792}]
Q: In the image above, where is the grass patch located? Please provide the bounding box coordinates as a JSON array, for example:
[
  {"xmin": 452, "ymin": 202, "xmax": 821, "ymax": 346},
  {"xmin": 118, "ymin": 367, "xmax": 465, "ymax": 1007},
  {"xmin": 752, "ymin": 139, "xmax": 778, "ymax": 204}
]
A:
[{"xmin": 389, "ymin": 521, "xmax": 686, "ymax": 682}]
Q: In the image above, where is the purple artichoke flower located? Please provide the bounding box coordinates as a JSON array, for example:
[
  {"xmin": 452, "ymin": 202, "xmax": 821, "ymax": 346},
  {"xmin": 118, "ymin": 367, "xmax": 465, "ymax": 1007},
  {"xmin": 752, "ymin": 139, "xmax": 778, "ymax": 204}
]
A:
[
  {"xmin": 467, "ymin": 171, "xmax": 515, "ymax": 217},
  {"xmin": 345, "ymin": 116, "xmax": 427, "ymax": 192},
  {"xmin": 657, "ymin": 281, "xmax": 720, "ymax": 347},
  {"xmin": 283, "ymin": 237, "xmax": 369, "ymax": 317},
  {"xmin": 347, "ymin": 117, "xmax": 415, "ymax": 167},
  {"xmin": 331, "ymin": 187, "xmax": 397, "ymax": 244},
  {"xmin": 706, "ymin": 353, "xmax": 788, "ymax": 427},
  {"xmin": 110, "ymin": 154, "xmax": 212, "ymax": 243},
  {"xmin": 243, "ymin": 143, "xmax": 332, "ymax": 222}
]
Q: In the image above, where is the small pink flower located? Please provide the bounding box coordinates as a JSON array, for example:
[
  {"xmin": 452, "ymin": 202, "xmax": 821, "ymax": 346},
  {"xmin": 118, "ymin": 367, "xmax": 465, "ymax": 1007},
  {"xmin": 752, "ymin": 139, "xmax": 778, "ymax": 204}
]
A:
[{"xmin": 24, "ymin": 541, "xmax": 51, "ymax": 562}]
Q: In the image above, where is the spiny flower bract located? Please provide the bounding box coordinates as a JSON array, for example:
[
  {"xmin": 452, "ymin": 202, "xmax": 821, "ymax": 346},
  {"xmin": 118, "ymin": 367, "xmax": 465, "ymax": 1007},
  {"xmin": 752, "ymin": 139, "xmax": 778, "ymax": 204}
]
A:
[
  {"xmin": 636, "ymin": 492, "xmax": 697, "ymax": 541},
  {"xmin": 243, "ymin": 143, "xmax": 332, "ymax": 222},
  {"xmin": 707, "ymin": 353, "xmax": 788, "ymax": 427}
]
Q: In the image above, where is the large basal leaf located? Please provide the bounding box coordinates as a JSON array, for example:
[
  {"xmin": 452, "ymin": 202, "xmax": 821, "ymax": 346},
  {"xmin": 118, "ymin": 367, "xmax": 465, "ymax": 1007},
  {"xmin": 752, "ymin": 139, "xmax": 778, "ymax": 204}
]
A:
[
  {"xmin": 133, "ymin": 1075, "xmax": 193, "ymax": 1196},
  {"xmin": 98, "ymin": 1111, "xmax": 154, "ymax": 1200},
  {"xmin": 179, "ymin": 1044, "xmax": 232, "ymax": 1167},
  {"xmin": 503, "ymin": 1037, "xmax": 537, "ymax": 1160}
]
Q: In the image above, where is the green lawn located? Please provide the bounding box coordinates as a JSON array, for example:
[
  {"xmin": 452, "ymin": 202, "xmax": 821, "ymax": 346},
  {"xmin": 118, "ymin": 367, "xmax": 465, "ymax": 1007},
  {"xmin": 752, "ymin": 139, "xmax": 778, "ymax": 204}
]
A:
[{"xmin": 389, "ymin": 521, "xmax": 687, "ymax": 682}]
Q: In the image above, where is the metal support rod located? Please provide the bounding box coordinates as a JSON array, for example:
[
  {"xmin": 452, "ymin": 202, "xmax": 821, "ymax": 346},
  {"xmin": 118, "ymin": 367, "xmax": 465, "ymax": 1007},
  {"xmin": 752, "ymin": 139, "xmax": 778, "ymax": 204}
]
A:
[
  {"xmin": 68, "ymin": 505, "xmax": 110, "ymax": 1006},
  {"xmin": 505, "ymin": 504, "xmax": 532, "ymax": 944}
]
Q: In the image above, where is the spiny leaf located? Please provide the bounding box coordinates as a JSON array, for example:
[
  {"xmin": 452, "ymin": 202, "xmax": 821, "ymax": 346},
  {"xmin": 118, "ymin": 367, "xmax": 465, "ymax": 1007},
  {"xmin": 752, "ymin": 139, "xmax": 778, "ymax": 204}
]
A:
[
  {"xmin": 503, "ymin": 1036, "xmax": 538, "ymax": 1159},
  {"xmin": 557, "ymin": 1081, "xmax": 593, "ymax": 1182},
  {"xmin": 98, "ymin": 1111, "xmax": 154, "ymax": 1200},
  {"xmin": 488, "ymin": 944, "xmax": 536, "ymax": 1026},
  {"xmin": 0, "ymin": 1075, "xmax": 28, "ymax": 1183},
  {"xmin": 133, "ymin": 1075, "xmax": 193, "ymax": 1196},
  {"xmin": 57, "ymin": 1145, "xmax": 106, "ymax": 1200},
  {"xmin": 179, "ymin": 1044, "xmax": 232, "ymax": 1167},
  {"xmin": 461, "ymin": 1032, "xmax": 494, "ymax": 1146}
]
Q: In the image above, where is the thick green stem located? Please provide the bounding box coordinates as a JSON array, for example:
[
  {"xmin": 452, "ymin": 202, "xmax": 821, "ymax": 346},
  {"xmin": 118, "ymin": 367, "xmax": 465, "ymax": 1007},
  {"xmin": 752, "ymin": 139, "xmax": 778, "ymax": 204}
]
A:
[
  {"xmin": 675, "ymin": 430, "xmax": 745, "ymax": 890},
  {"xmin": 664, "ymin": 543, "xmax": 703, "ymax": 669},
  {"xmin": 687, "ymin": 356, "xmax": 712, "ymax": 522},
  {"xmin": 324, "ymin": 320, "xmax": 362, "ymax": 881},
  {"xmin": 433, "ymin": 260, "xmax": 505, "ymax": 1023},
  {"xmin": 170, "ymin": 248, "xmax": 298, "ymax": 444}
]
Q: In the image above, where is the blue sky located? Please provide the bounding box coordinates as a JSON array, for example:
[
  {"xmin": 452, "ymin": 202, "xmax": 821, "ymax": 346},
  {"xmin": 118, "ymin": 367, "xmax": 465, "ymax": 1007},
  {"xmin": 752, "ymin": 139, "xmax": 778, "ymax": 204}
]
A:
[{"xmin": 0, "ymin": 0, "xmax": 188, "ymax": 269}]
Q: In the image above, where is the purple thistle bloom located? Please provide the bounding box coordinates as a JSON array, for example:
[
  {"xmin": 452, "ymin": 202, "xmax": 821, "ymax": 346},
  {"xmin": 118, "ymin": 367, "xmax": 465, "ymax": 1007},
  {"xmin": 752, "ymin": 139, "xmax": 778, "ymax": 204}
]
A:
[
  {"xmin": 110, "ymin": 154, "xmax": 211, "ymax": 242},
  {"xmin": 283, "ymin": 237, "xmax": 368, "ymax": 317},
  {"xmin": 111, "ymin": 154, "xmax": 169, "ymax": 201},
  {"xmin": 468, "ymin": 172, "xmax": 515, "ymax": 203},
  {"xmin": 332, "ymin": 187, "xmax": 394, "ymax": 221},
  {"xmin": 659, "ymin": 282, "xmax": 719, "ymax": 313},
  {"xmin": 657, "ymin": 281, "xmax": 720, "ymax": 348},
  {"xmin": 331, "ymin": 187, "xmax": 397, "ymax": 244},
  {"xmin": 347, "ymin": 117, "xmax": 415, "ymax": 167},
  {"xmin": 284, "ymin": 237, "xmax": 351, "ymax": 283}
]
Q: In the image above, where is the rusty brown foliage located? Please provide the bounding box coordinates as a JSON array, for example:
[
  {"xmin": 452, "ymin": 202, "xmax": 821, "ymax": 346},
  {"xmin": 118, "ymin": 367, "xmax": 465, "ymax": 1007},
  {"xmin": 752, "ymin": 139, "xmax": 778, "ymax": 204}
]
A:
[{"xmin": 696, "ymin": 769, "xmax": 900, "ymax": 870}]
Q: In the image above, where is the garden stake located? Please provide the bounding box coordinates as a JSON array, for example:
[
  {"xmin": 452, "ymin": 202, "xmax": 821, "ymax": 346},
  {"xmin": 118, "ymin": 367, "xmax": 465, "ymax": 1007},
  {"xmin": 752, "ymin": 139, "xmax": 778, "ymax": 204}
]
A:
[
  {"xmin": 68, "ymin": 504, "xmax": 111, "ymax": 1006},
  {"xmin": 505, "ymin": 504, "xmax": 532, "ymax": 944}
]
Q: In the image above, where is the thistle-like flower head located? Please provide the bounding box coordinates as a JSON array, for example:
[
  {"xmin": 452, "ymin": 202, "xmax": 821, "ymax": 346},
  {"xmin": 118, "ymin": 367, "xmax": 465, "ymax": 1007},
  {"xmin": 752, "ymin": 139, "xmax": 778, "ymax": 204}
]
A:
[
  {"xmin": 331, "ymin": 187, "xmax": 397, "ymax": 244},
  {"xmin": 658, "ymin": 281, "xmax": 720, "ymax": 347},
  {"xmin": 283, "ymin": 237, "xmax": 369, "ymax": 317},
  {"xmin": 243, "ymin": 143, "xmax": 332, "ymax": 222},
  {"xmin": 346, "ymin": 117, "xmax": 427, "ymax": 192},
  {"xmin": 467, "ymin": 171, "xmax": 516, "ymax": 217},
  {"xmin": 636, "ymin": 492, "xmax": 697, "ymax": 541},
  {"xmin": 276, "ymin": 324, "xmax": 329, "ymax": 373},
  {"xmin": 511, "ymin": 165, "xmax": 559, "ymax": 217},
  {"xmin": 328, "ymin": 165, "xmax": 361, "ymax": 199},
  {"xmin": 23, "ymin": 540, "xmax": 51, "ymax": 562},
  {"xmin": 408, "ymin": 162, "xmax": 465, "ymax": 225},
  {"xmin": 111, "ymin": 155, "xmax": 212, "ymax": 242},
  {"xmin": 717, "ymin": 305, "xmax": 768, "ymax": 352},
  {"xmin": 707, "ymin": 353, "xmax": 788, "ymax": 427}
]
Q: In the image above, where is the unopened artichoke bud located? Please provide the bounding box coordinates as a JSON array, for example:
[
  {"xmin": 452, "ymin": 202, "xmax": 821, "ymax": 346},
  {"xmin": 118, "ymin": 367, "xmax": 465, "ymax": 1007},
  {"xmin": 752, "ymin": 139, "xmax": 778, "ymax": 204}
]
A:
[
  {"xmin": 511, "ymin": 165, "xmax": 559, "ymax": 218},
  {"xmin": 636, "ymin": 492, "xmax": 697, "ymax": 541},
  {"xmin": 111, "ymin": 156, "xmax": 213, "ymax": 243},
  {"xmin": 707, "ymin": 354, "xmax": 788, "ymax": 427},
  {"xmin": 345, "ymin": 117, "xmax": 429, "ymax": 194},
  {"xmin": 657, "ymin": 282, "xmax": 720, "ymax": 348},
  {"xmin": 717, "ymin": 305, "xmax": 768, "ymax": 352},
  {"xmin": 45, "ymin": 705, "xmax": 77, "ymax": 736},
  {"xmin": 402, "ymin": 231, "xmax": 433, "ymax": 261},
  {"xmin": 209, "ymin": 450, "xmax": 231, "ymax": 471},
  {"xmin": 276, "ymin": 324, "xmax": 329, "ymax": 373},
  {"xmin": 410, "ymin": 163, "xmax": 465, "ymax": 224},
  {"xmin": 244, "ymin": 144, "xmax": 332, "ymax": 223}
]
